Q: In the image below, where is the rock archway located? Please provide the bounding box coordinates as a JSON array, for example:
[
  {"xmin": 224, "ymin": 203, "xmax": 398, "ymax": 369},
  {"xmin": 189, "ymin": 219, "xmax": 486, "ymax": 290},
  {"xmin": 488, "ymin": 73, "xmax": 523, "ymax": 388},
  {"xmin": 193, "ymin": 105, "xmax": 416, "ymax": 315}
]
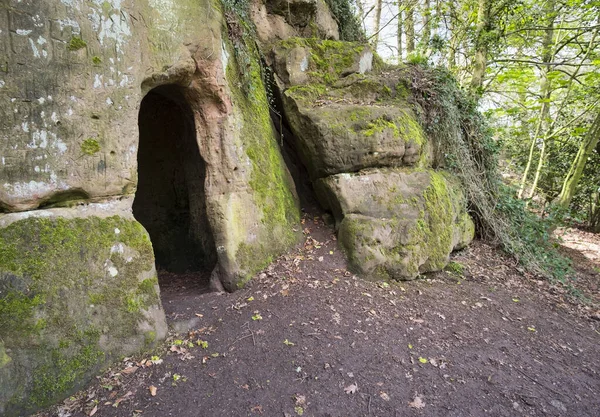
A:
[{"xmin": 133, "ymin": 85, "xmax": 216, "ymax": 287}]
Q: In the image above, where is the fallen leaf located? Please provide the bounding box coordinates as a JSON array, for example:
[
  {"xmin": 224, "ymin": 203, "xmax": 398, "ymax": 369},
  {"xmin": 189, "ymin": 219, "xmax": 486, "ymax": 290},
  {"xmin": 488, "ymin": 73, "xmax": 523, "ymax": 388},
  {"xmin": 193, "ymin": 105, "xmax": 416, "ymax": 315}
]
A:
[
  {"xmin": 295, "ymin": 394, "xmax": 306, "ymax": 406},
  {"xmin": 121, "ymin": 366, "xmax": 138, "ymax": 375},
  {"xmin": 344, "ymin": 383, "xmax": 358, "ymax": 394},
  {"xmin": 89, "ymin": 405, "xmax": 98, "ymax": 416},
  {"xmin": 113, "ymin": 391, "xmax": 133, "ymax": 407},
  {"xmin": 380, "ymin": 391, "xmax": 390, "ymax": 401},
  {"xmin": 409, "ymin": 395, "xmax": 425, "ymax": 409},
  {"xmin": 149, "ymin": 385, "xmax": 157, "ymax": 396},
  {"xmin": 195, "ymin": 313, "xmax": 203, "ymax": 318},
  {"xmin": 250, "ymin": 405, "xmax": 263, "ymax": 414}
]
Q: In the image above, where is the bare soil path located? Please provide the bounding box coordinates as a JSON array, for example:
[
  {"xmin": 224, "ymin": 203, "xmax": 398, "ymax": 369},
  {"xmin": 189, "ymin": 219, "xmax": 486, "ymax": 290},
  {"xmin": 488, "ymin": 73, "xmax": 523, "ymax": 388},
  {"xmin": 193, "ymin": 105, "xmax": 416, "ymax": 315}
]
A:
[{"xmin": 38, "ymin": 213, "xmax": 600, "ymax": 417}]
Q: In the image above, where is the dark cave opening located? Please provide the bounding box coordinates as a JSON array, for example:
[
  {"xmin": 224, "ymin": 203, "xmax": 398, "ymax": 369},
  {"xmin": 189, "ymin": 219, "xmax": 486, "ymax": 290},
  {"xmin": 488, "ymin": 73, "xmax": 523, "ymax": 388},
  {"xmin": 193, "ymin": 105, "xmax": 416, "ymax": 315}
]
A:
[{"xmin": 133, "ymin": 84, "xmax": 217, "ymax": 299}]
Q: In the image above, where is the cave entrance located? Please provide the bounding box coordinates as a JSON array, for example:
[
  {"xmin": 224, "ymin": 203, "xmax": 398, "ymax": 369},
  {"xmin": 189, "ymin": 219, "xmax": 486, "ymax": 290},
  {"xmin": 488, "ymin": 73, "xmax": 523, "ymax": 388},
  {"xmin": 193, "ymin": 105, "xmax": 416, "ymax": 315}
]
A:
[{"xmin": 133, "ymin": 85, "xmax": 217, "ymax": 316}]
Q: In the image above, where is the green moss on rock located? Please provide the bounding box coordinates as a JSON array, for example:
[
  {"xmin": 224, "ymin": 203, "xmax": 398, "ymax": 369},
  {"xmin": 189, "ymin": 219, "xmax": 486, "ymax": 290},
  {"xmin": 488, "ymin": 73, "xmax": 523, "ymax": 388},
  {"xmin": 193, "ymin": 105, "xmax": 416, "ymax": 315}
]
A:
[
  {"xmin": 277, "ymin": 37, "xmax": 369, "ymax": 85},
  {"xmin": 224, "ymin": 30, "xmax": 301, "ymax": 287},
  {"xmin": 333, "ymin": 169, "xmax": 473, "ymax": 280},
  {"xmin": 81, "ymin": 138, "xmax": 101, "ymax": 155},
  {"xmin": 0, "ymin": 215, "xmax": 164, "ymax": 415},
  {"xmin": 67, "ymin": 36, "xmax": 87, "ymax": 51}
]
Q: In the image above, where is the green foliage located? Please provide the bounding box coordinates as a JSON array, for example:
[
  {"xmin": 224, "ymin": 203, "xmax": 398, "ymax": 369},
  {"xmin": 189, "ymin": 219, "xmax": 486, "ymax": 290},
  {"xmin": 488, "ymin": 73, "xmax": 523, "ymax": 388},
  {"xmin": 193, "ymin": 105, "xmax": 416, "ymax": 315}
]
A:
[
  {"xmin": 445, "ymin": 261, "xmax": 464, "ymax": 276},
  {"xmin": 323, "ymin": 0, "xmax": 365, "ymax": 42},
  {"xmin": 496, "ymin": 185, "xmax": 572, "ymax": 282}
]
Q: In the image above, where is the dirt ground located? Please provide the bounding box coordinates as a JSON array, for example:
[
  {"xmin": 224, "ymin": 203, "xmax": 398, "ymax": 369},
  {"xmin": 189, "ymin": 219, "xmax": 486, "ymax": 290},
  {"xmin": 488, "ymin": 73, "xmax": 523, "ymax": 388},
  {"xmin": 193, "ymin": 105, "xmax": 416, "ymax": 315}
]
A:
[{"xmin": 37, "ymin": 212, "xmax": 600, "ymax": 417}]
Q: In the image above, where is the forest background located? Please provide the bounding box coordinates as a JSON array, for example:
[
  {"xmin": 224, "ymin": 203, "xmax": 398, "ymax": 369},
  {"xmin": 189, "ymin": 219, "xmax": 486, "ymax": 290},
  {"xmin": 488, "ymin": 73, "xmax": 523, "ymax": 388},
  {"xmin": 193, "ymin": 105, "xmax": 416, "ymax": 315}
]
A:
[{"xmin": 354, "ymin": 0, "xmax": 599, "ymax": 227}]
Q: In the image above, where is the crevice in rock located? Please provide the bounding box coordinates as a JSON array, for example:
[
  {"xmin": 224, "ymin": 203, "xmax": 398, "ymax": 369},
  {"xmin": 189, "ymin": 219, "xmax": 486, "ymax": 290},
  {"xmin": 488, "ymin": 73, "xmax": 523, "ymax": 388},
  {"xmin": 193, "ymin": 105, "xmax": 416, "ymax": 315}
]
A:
[
  {"xmin": 133, "ymin": 84, "xmax": 217, "ymax": 304},
  {"xmin": 263, "ymin": 62, "xmax": 325, "ymax": 217},
  {"xmin": 37, "ymin": 189, "xmax": 91, "ymax": 209}
]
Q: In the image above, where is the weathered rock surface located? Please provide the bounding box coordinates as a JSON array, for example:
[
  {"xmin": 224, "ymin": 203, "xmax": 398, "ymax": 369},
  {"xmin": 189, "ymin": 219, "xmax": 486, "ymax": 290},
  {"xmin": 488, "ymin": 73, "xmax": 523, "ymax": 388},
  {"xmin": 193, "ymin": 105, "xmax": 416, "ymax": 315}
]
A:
[
  {"xmin": 0, "ymin": 0, "xmax": 302, "ymax": 413},
  {"xmin": 0, "ymin": 0, "xmax": 301, "ymax": 286},
  {"xmin": 0, "ymin": 201, "xmax": 167, "ymax": 416},
  {"xmin": 281, "ymin": 101, "xmax": 427, "ymax": 179},
  {"xmin": 270, "ymin": 38, "xmax": 373, "ymax": 87},
  {"xmin": 251, "ymin": 0, "xmax": 339, "ymax": 45},
  {"xmin": 266, "ymin": 38, "xmax": 475, "ymax": 280},
  {"xmin": 315, "ymin": 169, "xmax": 475, "ymax": 279}
]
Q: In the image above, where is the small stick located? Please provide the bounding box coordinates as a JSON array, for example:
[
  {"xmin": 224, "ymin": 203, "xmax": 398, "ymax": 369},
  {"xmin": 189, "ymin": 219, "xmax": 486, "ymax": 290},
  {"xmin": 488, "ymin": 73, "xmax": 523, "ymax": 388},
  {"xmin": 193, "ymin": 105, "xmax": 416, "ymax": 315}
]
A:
[
  {"xmin": 368, "ymin": 395, "xmax": 372, "ymax": 414},
  {"xmin": 227, "ymin": 333, "xmax": 253, "ymax": 349},
  {"xmin": 516, "ymin": 369, "xmax": 570, "ymax": 399}
]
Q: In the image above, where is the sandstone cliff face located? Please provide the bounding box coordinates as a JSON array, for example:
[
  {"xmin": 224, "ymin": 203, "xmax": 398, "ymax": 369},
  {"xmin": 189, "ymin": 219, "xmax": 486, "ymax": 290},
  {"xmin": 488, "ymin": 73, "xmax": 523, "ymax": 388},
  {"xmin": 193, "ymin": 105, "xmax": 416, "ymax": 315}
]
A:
[
  {"xmin": 0, "ymin": 0, "xmax": 475, "ymax": 414},
  {"xmin": 253, "ymin": 3, "xmax": 475, "ymax": 281},
  {"xmin": 0, "ymin": 0, "xmax": 300, "ymax": 414}
]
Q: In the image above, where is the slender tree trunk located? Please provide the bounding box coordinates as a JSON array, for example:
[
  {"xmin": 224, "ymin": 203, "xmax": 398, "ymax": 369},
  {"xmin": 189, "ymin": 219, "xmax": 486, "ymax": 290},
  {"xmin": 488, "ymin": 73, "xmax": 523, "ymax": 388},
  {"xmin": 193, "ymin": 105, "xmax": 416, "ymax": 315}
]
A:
[
  {"xmin": 397, "ymin": 6, "xmax": 403, "ymax": 63},
  {"xmin": 518, "ymin": 102, "xmax": 548, "ymax": 198},
  {"xmin": 470, "ymin": 0, "xmax": 491, "ymax": 93},
  {"xmin": 421, "ymin": 0, "xmax": 432, "ymax": 51},
  {"xmin": 405, "ymin": 0, "xmax": 415, "ymax": 54},
  {"xmin": 528, "ymin": 133, "xmax": 547, "ymax": 200},
  {"xmin": 556, "ymin": 112, "xmax": 600, "ymax": 208},
  {"xmin": 517, "ymin": 0, "xmax": 557, "ymax": 198},
  {"xmin": 356, "ymin": 0, "xmax": 366, "ymax": 32},
  {"xmin": 373, "ymin": 0, "xmax": 383, "ymax": 50},
  {"xmin": 447, "ymin": 5, "xmax": 457, "ymax": 70}
]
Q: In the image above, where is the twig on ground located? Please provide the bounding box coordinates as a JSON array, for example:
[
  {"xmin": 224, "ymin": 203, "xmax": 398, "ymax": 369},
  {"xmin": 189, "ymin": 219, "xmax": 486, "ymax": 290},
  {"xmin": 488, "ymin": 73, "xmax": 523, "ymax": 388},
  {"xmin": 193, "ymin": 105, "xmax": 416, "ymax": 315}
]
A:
[{"xmin": 516, "ymin": 368, "xmax": 571, "ymax": 399}]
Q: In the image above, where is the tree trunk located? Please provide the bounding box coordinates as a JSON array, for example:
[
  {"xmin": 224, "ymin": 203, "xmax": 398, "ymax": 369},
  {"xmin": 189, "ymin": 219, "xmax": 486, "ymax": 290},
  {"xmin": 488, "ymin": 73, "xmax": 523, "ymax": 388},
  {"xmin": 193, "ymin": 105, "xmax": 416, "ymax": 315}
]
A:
[
  {"xmin": 405, "ymin": 0, "xmax": 415, "ymax": 54},
  {"xmin": 421, "ymin": 0, "xmax": 431, "ymax": 51},
  {"xmin": 470, "ymin": 0, "xmax": 491, "ymax": 93},
  {"xmin": 356, "ymin": 0, "xmax": 366, "ymax": 32},
  {"xmin": 373, "ymin": 0, "xmax": 383, "ymax": 50},
  {"xmin": 556, "ymin": 111, "xmax": 600, "ymax": 208},
  {"xmin": 528, "ymin": 133, "xmax": 547, "ymax": 200},
  {"xmin": 517, "ymin": 0, "xmax": 556, "ymax": 198},
  {"xmin": 397, "ymin": 5, "xmax": 403, "ymax": 63}
]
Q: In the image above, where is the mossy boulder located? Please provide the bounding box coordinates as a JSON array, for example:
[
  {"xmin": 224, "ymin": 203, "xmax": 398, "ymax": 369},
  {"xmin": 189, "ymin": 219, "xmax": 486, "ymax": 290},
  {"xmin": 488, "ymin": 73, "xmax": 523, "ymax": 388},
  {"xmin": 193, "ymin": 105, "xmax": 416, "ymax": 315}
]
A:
[
  {"xmin": 0, "ymin": 203, "xmax": 167, "ymax": 416},
  {"xmin": 271, "ymin": 37, "xmax": 373, "ymax": 86},
  {"xmin": 281, "ymin": 99, "xmax": 429, "ymax": 179},
  {"xmin": 315, "ymin": 168, "xmax": 474, "ymax": 280}
]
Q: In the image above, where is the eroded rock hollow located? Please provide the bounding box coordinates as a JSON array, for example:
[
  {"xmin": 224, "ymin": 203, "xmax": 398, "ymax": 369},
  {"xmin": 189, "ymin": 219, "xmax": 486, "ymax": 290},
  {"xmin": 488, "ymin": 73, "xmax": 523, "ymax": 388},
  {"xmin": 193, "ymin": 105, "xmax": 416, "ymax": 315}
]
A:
[{"xmin": 0, "ymin": 0, "xmax": 473, "ymax": 414}]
